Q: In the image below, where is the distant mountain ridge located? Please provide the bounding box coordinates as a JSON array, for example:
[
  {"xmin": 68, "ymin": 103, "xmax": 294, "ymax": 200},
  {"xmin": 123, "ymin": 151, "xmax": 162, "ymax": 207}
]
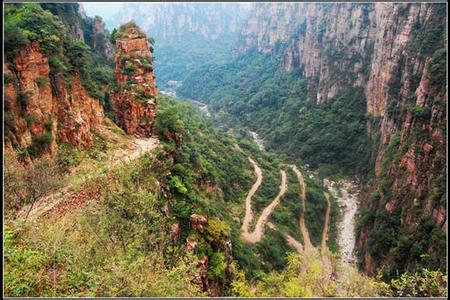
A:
[{"xmin": 105, "ymin": 2, "xmax": 250, "ymax": 44}]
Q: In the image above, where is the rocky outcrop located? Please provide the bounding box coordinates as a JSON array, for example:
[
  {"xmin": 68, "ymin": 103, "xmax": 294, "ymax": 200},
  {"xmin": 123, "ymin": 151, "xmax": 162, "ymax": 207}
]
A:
[
  {"xmin": 112, "ymin": 25, "xmax": 157, "ymax": 136},
  {"xmin": 171, "ymin": 223, "xmax": 180, "ymax": 244},
  {"xmin": 190, "ymin": 214, "xmax": 208, "ymax": 233},
  {"xmin": 4, "ymin": 42, "xmax": 105, "ymax": 159},
  {"xmin": 92, "ymin": 16, "xmax": 114, "ymax": 62}
]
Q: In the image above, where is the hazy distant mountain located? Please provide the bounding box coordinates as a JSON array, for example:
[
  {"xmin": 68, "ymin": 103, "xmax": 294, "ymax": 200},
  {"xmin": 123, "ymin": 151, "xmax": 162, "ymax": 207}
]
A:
[
  {"xmin": 100, "ymin": 2, "xmax": 251, "ymax": 89},
  {"xmin": 105, "ymin": 2, "xmax": 250, "ymax": 44}
]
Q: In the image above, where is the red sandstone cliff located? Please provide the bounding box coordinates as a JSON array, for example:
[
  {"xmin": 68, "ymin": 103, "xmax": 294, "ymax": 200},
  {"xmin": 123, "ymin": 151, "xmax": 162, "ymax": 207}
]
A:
[
  {"xmin": 4, "ymin": 41, "xmax": 105, "ymax": 160},
  {"xmin": 112, "ymin": 25, "xmax": 158, "ymax": 136}
]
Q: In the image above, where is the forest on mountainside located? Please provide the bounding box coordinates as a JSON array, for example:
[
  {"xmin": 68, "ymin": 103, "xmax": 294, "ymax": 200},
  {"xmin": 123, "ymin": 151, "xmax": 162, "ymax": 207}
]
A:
[{"xmin": 3, "ymin": 2, "xmax": 447, "ymax": 297}]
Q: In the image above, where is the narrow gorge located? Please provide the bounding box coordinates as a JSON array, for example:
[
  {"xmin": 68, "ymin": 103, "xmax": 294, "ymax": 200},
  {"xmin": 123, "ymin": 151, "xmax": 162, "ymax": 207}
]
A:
[{"xmin": 3, "ymin": 2, "xmax": 447, "ymax": 298}]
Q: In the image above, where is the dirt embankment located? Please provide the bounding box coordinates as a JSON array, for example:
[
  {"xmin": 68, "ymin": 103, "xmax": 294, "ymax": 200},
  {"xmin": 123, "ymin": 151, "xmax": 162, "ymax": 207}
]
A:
[{"xmin": 17, "ymin": 137, "xmax": 159, "ymax": 221}]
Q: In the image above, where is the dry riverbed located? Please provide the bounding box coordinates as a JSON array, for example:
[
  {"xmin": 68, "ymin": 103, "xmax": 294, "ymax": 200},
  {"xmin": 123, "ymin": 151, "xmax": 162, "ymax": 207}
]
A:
[{"xmin": 324, "ymin": 178, "xmax": 359, "ymax": 265}]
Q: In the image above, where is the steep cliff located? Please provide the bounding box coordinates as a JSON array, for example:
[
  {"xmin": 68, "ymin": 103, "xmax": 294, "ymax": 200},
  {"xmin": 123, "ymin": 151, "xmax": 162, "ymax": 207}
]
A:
[
  {"xmin": 91, "ymin": 16, "xmax": 114, "ymax": 62},
  {"xmin": 111, "ymin": 22, "xmax": 158, "ymax": 136},
  {"xmin": 235, "ymin": 3, "xmax": 374, "ymax": 103},
  {"xmin": 4, "ymin": 3, "xmax": 114, "ymax": 161},
  {"xmin": 4, "ymin": 42, "xmax": 105, "ymax": 161},
  {"xmin": 40, "ymin": 3, "xmax": 114, "ymax": 63}
]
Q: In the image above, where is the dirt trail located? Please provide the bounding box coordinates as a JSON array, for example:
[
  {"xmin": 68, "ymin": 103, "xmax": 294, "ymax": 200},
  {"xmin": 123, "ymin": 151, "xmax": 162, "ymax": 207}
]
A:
[
  {"xmin": 241, "ymin": 164, "xmax": 287, "ymax": 244},
  {"xmin": 321, "ymin": 192, "xmax": 331, "ymax": 251},
  {"xmin": 267, "ymin": 222, "xmax": 303, "ymax": 254},
  {"xmin": 241, "ymin": 158, "xmax": 263, "ymax": 233},
  {"xmin": 16, "ymin": 137, "xmax": 159, "ymax": 221},
  {"xmin": 290, "ymin": 165, "xmax": 313, "ymax": 251}
]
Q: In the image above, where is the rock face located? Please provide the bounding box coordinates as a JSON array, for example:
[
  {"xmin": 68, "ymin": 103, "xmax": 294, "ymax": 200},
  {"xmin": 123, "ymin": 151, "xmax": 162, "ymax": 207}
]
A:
[
  {"xmin": 112, "ymin": 25, "xmax": 157, "ymax": 136},
  {"xmin": 41, "ymin": 3, "xmax": 86, "ymax": 41},
  {"xmin": 4, "ymin": 42, "xmax": 104, "ymax": 158},
  {"xmin": 107, "ymin": 3, "xmax": 250, "ymax": 43},
  {"xmin": 92, "ymin": 16, "xmax": 114, "ymax": 62},
  {"xmin": 190, "ymin": 214, "xmax": 208, "ymax": 233},
  {"xmin": 234, "ymin": 2, "xmax": 447, "ymax": 275},
  {"xmin": 234, "ymin": 3, "xmax": 373, "ymax": 102},
  {"xmin": 40, "ymin": 3, "xmax": 114, "ymax": 62}
]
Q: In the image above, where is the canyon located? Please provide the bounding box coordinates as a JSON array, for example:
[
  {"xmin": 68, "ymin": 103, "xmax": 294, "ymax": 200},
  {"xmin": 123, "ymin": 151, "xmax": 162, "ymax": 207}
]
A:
[
  {"xmin": 180, "ymin": 2, "xmax": 447, "ymax": 277},
  {"xmin": 3, "ymin": 2, "xmax": 447, "ymax": 298}
]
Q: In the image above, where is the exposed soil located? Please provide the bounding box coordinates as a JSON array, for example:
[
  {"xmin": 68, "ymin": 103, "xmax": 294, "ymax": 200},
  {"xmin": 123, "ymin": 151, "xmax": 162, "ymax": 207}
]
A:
[
  {"xmin": 16, "ymin": 137, "xmax": 159, "ymax": 221},
  {"xmin": 241, "ymin": 158, "xmax": 287, "ymax": 244},
  {"xmin": 290, "ymin": 165, "xmax": 313, "ymax": 252}
]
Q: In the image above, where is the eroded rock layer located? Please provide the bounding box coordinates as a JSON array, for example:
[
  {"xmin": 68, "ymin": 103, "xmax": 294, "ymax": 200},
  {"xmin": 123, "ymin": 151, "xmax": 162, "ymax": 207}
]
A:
[
  {"xmin": 4, "ymin": 42, "xmax": 104, "ymax": 159},
  {"xmin": 112, "ymin": 25, "xmax": 158, "ymax": 136}
]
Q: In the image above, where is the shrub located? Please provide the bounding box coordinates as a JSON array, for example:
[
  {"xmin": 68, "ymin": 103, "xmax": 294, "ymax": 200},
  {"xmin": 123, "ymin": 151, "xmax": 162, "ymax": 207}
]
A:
[
  {"xmin": 113, "ymin": 31, "xmax": 127, "ymax": 41},
  {"xmin": 4, "ymin": 230, "xmax": 49, "ymax": 296},
  {"xmin": 120, "ymin": 55, "xmax": 131, "ymax": 65},
  {"xmin": 15, "ymin": 146, "xmax": 30, "ymax": 163},
  {"xmin": 25, "ymin": 114, "xmax": 38, "ymax": 124},
  {"xmin": 206, "ymin": 219, "xmax": 231, "ymax": 243},
  {"xmin": 109, "ymin": 28, "xmax": 118, "ymax": 44},
  {"xmin": 169, "ymin": 176, "xmax": 188, "ymax": 194},
  {"xmin": 18, "ymin": 90, "xmax": 32, "ymax": 110},
  {"xmin": 35, "ymin": 76, "xmax": 48, "ymax": 87},
  {"xmin": 208, "ymin": 252, "xmax": 227, "ymax": 280},
  {"xmin": 385, "ymin": 269, "xmax": 447, "ymax": 297},
  {"xmin": 427, "ymin": 48, "xmax": 446, "ymax": 93},
  {"xmin": 91, "ymin": 66, "xmax": 114, "ymax": 85},
  {"xmin": 4, "ymin": 74, "xmax": 15, "ymax": 84},
  {"xmin": 154, "ymin": 105, "xmax": 185, "ymax": 139},
  {"xmin": 5, "ymin": 112, "xmax": 16, "ymax": 134},
  {"xmin": 66, "ymin": 40, "xmax": 92, "ymax": 71},
  {"xmin": 48, "ymin": 55, "xmax": 67, "ymax": 73},
  {"xmin": 408, "ymin": 105, "xmax": 431, "ymax": 122},
  {"xmin": 4, "ymin": 3, "xmax": 66, "ymax": 57},
  {"xmin": 43, "ymin": 120, "xmax": 53, "ymax": 131},
  {"xmin": 56, "ymin": 143, "xmax": 81, "ymax": 171},
  {"xmin": 118, "ymin": 21, "xmax": 146, "ymax": 38},
  {"xmin": 28, "ymin": 133, "xmax": 53, "ymax": 157},
  {"xmin": 4, "ymin": 19, "xmax": 29, "ymax": 61},
  {"xmin": 123, "ymin": 62, "xmax": 138, "ymax": 76}
]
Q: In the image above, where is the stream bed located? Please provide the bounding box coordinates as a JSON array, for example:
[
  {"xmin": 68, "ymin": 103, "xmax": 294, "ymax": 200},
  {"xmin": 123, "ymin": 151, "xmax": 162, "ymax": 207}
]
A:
[{"xmin": 324, "ymin": 179, "xmax": 359, "ymax": 265}]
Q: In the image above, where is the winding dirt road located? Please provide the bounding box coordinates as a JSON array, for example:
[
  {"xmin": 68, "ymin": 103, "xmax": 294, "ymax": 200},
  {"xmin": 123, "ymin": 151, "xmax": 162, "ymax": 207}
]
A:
[
  {"xmin": 16, "ymin": 137, "xmax": 159, "ymax": 221},
  {"xmin": 241, "ymin": 158, "xmax": 288, "ymax": 244},
  {"xmin": 290, "ymin": 165, "xmax": 313, "ymax": 251},
  {"xmin": 241, "ymin": 158, "xmax": 263, "ymax": 233}
]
